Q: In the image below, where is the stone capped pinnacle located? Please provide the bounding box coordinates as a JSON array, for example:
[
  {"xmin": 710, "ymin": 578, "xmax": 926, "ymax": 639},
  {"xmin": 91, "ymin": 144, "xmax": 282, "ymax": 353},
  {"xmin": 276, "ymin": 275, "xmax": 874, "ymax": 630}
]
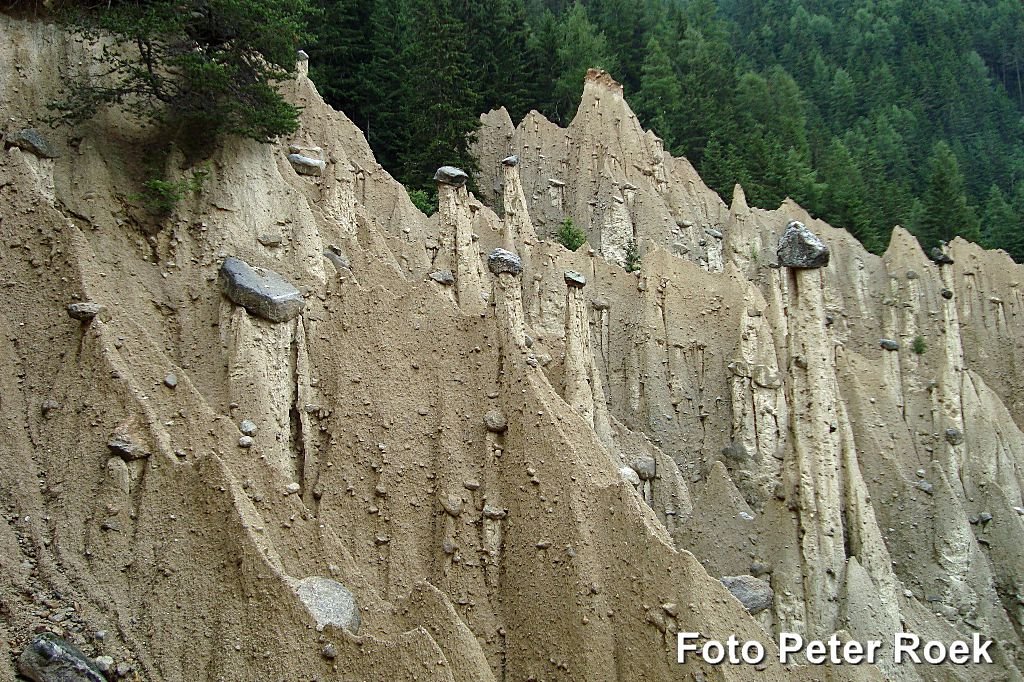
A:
[
  {"xmin": 564, "ymin": 270, "xmax": 587, "ymax": 288},
  {"xmin": 501, "ymin": 155, "xmax": 519, "ymax": 167},
  {"xmin": 487, "ymin": 248, "xmax": 522, "ymax": 277},
  {"xmin": 433, "ymin": 166, "xmax": 469, "ymax": 187},
  {"xmin": 777, "ymin": 220, "xmax": 830, "ymax": 269}
]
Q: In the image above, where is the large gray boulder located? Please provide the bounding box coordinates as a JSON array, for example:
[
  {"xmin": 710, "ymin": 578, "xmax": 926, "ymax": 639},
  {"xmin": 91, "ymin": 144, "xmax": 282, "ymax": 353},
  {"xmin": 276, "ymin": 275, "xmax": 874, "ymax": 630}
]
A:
[
  {"xmin": 287, "ymin": 153, "xmax": 325, "ymax": 176},
  {"xmin": 720, "ymin": 575, "xmax": 773, "ymax": 614},
  {"xmin": 433, "ymin": 166, "xmax": 469, "ymax": 187},
  {"xmin": 929, "ymin": 247, "xmax": 954, "ymax": 266},
  {"xmin": 66, "ymin": 302, "xmax": 106, "ymax": 323},
  {"xmin": 294, "ymin": 576, "xmax": 361, "ymax": 633},
  {"xmin": 564, "ymin": 270, "xmax": 587, "ymax": 288},
  {"xmin": 501, "ymin": 155, "xmax": 519, "ymax": 167},
  {"xmin": 218, "ymin": 257, "xmax": 305, "ymax": 323},
  {"xmin": 777, "ymin": 220, "xmax": 830, "ymax": 269},
  {"xmin": 629, "ymin": 456, "xmax": 656, "ymax": 481},
  {"xmin": 17, "ymin": 633, "xmax": 105, "ymax": 682},
  {"xmin": 5, "ymin": 128, "xmax": 60, "ymax": 158},
  {"xmin": 487, "ymin": 248, "xmax": 522, "ymax": 277}
]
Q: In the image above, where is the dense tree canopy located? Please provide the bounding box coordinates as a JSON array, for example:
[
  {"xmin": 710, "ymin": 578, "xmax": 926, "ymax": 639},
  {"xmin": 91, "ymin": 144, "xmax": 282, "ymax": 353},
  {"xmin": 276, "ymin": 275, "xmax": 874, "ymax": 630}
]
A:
[
  {"xmin": 43, "ymin": 0, "xmax": 311, "ymax": 144},
  {"xmin": 309, "ymin": 0, "xmax": 1024, "ymax": 260},
  {"xmin": 33, "ymin": 0, "xmax": 1023, "ymax": 259}
]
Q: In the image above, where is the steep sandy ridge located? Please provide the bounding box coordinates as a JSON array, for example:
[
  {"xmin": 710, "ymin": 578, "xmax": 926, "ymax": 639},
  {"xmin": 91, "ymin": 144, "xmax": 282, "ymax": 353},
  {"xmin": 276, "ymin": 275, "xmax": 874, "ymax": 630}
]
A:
[
  {"xmin": 474, "ymin": 70, "xmax": 1024, "ymax": 680},
  {"xmin": 0, "ymin": 16, "xmax": 889, "ymax": 682},
  {"xmin": 0, "ymin": 14, "xmax": 1020, "ymax": 681}
]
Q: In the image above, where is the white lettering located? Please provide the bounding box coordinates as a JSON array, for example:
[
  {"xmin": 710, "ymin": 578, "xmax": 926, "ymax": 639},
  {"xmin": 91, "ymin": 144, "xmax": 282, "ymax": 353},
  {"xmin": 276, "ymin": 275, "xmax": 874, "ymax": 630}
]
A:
[
  {"xmin": 923, "ymin": 641, "xmax": 945, "ymax": 664},
  {"xmin": 741, "ymin": 639, "xmax": 766, "ymax": 664},
  {"xmin": 865, "ymin": 639, "xmax": 882, "ymax": 664},
  {"xmin": 973, "ymin": 634, "xmax": 993, "ymax": 664},
  {"xmin": 894, "ymin": 633, "xmax": 920, "ymax": 663},
  {"xmin": 947, "ymin": 640, "xmax": 969, "ymax": 665},
  {"xmin": 806, "ymin": 639, "xmax": 826, "ymax": 665},
  {"xmin": 703, "ymin": 640, "xmax": 725, "ymax": 665},
  {"xmin": 677, "ymin": 633, "xmax": 700, "ymax": 664},
  {"xmin": 779, "ymin": 633, "xmax": 803, "ymax": 664},
  {"xmin": 842, "ymin": 638, "xmax": 865, "ymax": 664}
]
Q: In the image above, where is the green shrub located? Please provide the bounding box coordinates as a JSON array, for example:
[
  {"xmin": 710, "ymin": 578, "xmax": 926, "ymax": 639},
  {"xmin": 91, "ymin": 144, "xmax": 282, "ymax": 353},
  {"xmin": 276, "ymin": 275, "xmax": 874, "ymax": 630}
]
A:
[
  {"xmin": 555, "ymin": 217, "xmax": 587, "ymax": 251},
  {"xmin": 137, "ymin": 166, "xmax": 208, "ymax": 216},
  {"xmin": 912, "ymin": 335, "xmax": 927, "ymax": 355},
  {"xmin": 47, "ymin": 0, "xmax": 312, "ymax": 143},
  {"xmin": 408, "ymin": 188, "xmax": 437, "ymax": 216},
  {"xmin": 625, "ymin": 238, "xmax": 641, "ymax": 272}
]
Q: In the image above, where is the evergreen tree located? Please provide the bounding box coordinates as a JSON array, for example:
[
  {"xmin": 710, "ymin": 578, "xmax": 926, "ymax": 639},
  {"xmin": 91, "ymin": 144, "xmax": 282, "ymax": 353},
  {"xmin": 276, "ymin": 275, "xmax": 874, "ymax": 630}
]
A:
[
  {"xmin": 982, "ymin": 184, "xmax": 1024, "ymax": 261},
  {"xmin": 914, "ymin": 141, "xmax": 980, "ymax": 249},
  {"xmin": 818, "ymin": 138, "xmax": 881, "ymax": 252},
  {"xmin": 633, "ymin": 37, "xmax": 683, "ymax": 149},
  {"xmin": 551, "ymin": 3, "xmax": 617, "ymax": 123},
  {"xmin": 309, "ymin": 0, "xmax": 375, "ymax": 119},
  {"xmin": 52, "ymin": 0, "xmax": 313, "ymax": 143},
  {"xmin": 397, "ymin": 0, "xmax": 481, "ymax": 191}
]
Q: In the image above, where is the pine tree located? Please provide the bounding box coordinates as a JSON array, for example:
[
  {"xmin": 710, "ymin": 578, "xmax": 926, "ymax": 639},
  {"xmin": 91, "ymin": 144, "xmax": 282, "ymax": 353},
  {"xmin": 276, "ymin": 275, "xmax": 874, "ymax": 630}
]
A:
[
  {"xmin": 982, "ymin": 184, "xmax": 1024, "ymax": 261},
  {"xmin": 393, "ymin": 0, "xmax": 481, "ymax": 192},
  {"xmin": 818, "ymin": 138, "xmax": 881, "ymax": 252},
  {"xmin": 914, "ymin": 141, "xmax": 980, "ymax": 249},
  {"xmin": 551, "ymin": 3, "xmax": 617, "ymax": 124},
  {"xmin": 309, "ymin": 0, "xmax": 375, "ymax": 118},
  {"xmin": 633, "ymin": 37, "xmax": 682, "ymax": 150}
]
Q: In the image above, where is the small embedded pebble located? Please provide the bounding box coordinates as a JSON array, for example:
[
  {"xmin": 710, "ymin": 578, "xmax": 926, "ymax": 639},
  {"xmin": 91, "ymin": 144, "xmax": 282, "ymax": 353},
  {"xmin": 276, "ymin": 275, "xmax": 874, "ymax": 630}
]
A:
[
  {"xmin": 239, "ymin": 420, "xmax": 258, "ymax": 436},
  {"xmin": 238, "ymin": 436, "xmax": 254, "ymax": 448},
  {"xmin": 322, "ymin": 643, "xmax": 337, "ymax": 659},
  {"xmin": 164, "ymin": 373, "xmax": 178, "ymax": 388},
  {"xmin": 441, "ymin": 496, "xmax": 463, "ymax": 517},
  {"xmin": 94, "ymin": 655, "xmax": 114, "ymax": 674},
  {"xmin": 284, "ymin": 482, "xmax": 301, "ymax": 495},
  {"xmin": 463, "ymin": 479, "xmax": 481, "ymax": 491},
  {"xmin": 41, "ymin": 399, "xmax": 60, "ymax": 417}
]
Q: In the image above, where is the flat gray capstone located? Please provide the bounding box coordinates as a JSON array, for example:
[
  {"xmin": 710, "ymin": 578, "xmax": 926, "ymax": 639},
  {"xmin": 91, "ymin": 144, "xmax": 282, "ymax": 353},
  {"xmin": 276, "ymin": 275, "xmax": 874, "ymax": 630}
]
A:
[
  {"xmin": 219, "ymin": 257, "xmax": 305, "ymax": 323},
  {"xmin": 564, "ymin": 270, "xmax": 587, "ymax": 288},
  {"xmin": 501, "ymin": 155, "xmax": 519, "ymax": 167},
  {"xmin": 433, "ymin": 166, "xmax": 468, "ymax": 187},
  {"xmin": 108, "ymin": 434, "xmax": 149, "ymax": 461},
  {"xmin": 5, "ymin": 128, "xmax": 60, "ymax": 158},
  {"xmin": 67, "ymin": 302, "xmax": 105, "ymax": 322},
  {"xmin": 429, "ymin": 270, "xmax": 455, "ymax": 285},
  {"xmin": 929, "ymin": 247, "xmax": 954, "ymax": 266},
  {"xmin": 18, "ymin": 632, "xmax": 105, "ymax": 682},
  {"xmin": 487, "ymin": 248, "xmax": 522, "ymax": 277},
  {"xmin": 777, "ymin": 220, "xmax": 830, "ymax": 268},
  {"xmin": 720, "ymin": 575, "xmax": 773, "ymax": 614},
  {"xmin": 287, "ymin": 153, "xmax": 325, "ymax": 176},
  {"xmin": 629, "ymin": 456, "xmax": 656, "ymax": 481},
  {"xmin": 294, "ymin": 576, "xmax": 361, "ymax": 633}
]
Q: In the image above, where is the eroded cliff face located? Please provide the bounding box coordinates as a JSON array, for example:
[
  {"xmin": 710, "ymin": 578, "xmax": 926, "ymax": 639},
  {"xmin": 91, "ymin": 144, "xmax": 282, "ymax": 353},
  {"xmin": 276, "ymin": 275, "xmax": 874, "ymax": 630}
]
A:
[
  {"xmin": 473, "ymin": 69, "xmax": 1024, "ymax": 680},
  {"xmin": 0, "ymin": 18, "xmax": 1019, "ymax": 682}
]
